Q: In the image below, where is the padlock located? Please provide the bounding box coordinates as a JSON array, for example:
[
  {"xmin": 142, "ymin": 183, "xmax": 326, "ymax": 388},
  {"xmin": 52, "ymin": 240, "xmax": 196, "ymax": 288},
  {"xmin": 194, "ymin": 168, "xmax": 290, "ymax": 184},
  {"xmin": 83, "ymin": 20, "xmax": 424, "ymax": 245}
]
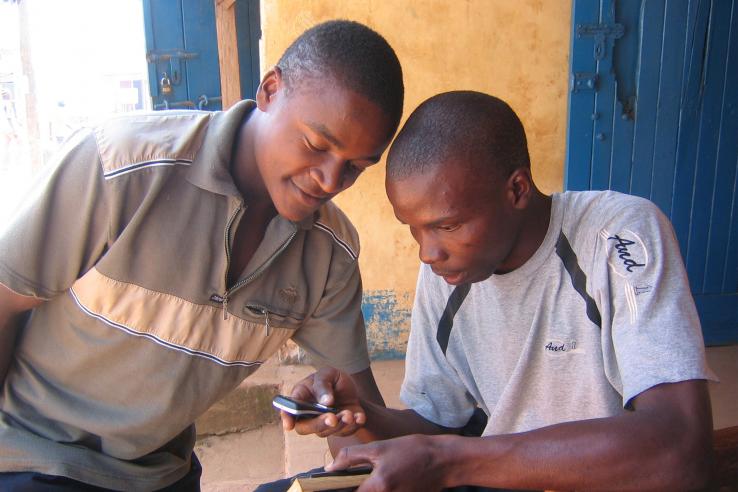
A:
[{"xmin": 160, "ymin": 72, "xmax": 173, "ymax": 96}]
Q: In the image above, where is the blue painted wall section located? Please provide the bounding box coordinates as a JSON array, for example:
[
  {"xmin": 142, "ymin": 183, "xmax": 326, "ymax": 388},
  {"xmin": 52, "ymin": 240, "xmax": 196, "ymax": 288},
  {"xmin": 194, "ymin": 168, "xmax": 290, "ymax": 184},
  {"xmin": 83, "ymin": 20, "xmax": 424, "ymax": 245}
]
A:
[{"xmin": 362, "ymin": 290, "xmax": 411, "ymax": 360}]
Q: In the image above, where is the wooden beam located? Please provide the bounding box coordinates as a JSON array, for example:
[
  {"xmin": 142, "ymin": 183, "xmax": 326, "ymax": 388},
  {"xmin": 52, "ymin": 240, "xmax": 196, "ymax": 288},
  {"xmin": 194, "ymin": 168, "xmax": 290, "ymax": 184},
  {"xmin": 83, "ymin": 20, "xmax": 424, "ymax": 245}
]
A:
[{"xmin": 214, "ymin": 0, "xmax": 241, "ymax": 109}]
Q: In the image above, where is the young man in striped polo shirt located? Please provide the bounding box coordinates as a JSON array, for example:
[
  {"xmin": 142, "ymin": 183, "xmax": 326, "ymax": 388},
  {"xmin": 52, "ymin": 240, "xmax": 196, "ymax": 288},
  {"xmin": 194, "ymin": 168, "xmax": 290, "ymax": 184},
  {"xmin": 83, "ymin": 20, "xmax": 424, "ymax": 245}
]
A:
[{"xmin": 0, "ymin": 20, "xmax": 403, "ymax": 491}]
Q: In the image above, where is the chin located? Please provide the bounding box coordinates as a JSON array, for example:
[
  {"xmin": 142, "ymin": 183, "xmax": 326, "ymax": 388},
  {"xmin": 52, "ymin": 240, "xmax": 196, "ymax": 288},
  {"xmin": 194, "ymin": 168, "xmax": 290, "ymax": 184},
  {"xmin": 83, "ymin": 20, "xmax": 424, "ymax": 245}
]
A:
[
  {"xmin": 275, "ymin": 204, "xmax": 314, "ymax": 223},
  {"xmin": 466, "ymin": 270, "xmax": 495, "ymax": 284}
]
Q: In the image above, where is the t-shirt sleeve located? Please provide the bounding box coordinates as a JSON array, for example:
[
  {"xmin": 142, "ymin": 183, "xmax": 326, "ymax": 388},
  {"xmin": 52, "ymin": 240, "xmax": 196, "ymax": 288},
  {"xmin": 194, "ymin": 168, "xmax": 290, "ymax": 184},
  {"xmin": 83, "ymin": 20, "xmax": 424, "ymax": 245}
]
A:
[
  {"xmin": 291, "ymin": 261, "xmax": 370, "ymax": 374},
  {"xmin": 0, "ymin": 129, "xmax": 110, "ymax": 299},
  {"xmin": 591, "ymin": 196, "xmax": 716, "ymax": 406},
  {"xmin": 400, "ymin": 264, "xmax": 476, "ymax": 429}
]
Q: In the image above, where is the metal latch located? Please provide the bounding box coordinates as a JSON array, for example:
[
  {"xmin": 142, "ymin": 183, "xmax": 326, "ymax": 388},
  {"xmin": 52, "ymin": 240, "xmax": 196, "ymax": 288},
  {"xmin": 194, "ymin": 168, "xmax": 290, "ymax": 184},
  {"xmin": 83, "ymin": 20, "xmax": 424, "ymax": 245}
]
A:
[
  {"xmin": 146, "ymin": 50, "xmax": 199, "ymax": 63},
  {"xmin": 147, "ymin": 50, "xmax": 199, "ymax": 88}
]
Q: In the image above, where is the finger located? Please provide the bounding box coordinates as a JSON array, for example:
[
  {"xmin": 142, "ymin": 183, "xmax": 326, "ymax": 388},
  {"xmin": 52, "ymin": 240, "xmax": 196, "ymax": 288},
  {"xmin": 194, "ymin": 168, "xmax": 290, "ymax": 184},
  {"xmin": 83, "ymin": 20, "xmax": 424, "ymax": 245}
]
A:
[
  {"xmin": 280, "ymin": 411, "xmax": 296, "ymax": 431},
  {"xmin": 336, "ymin": 409, "xmax": 357, "ymax": 425},
  {"xmin": 325, "ymin": 443, "xmax": 374, "ymax": 471},
  {"xmin": 316, "ymin": 423, "xmax": 350, "ymax": 438},
  {"xmin": 331, "ymin": 423, "xmax": 363, "ymax": 437},
  {"xmin": 294, "ymin": 412, "xmax": 340, "ymax": 435},
  {"xmin": 314, "ymin": 419, "xmax": 356, "ymax": 438},
  {"xmin": 337, "ymin": 410, "xmax": 366, "ymax": 426}
]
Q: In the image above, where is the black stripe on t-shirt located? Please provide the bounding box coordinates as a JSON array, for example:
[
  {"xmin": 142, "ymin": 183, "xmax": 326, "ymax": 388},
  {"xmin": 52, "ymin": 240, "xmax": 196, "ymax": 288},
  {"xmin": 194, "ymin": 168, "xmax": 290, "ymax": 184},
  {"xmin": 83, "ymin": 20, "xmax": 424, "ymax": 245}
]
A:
[
  {"xmin": 436, "ymin": 283, "xmax": 471, "ymax": 355},
  {"xmin": 555, "ymin": 231, "xmax": 602, "ymax": 328}
]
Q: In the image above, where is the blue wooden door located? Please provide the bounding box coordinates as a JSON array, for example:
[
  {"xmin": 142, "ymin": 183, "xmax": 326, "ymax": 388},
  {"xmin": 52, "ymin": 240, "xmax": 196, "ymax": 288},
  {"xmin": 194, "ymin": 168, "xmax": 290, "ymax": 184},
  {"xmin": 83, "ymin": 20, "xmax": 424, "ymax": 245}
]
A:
[
  {"xmin": 142, "ymin": 0, "xmax": 260, "ymax": 111},
  {"xmin": 566, "ymin": 0, "xmax": 738, "ymax": 345},
  {"xmin": 143, "ymin": 0, "xmax": 223, "ymax": 111}
]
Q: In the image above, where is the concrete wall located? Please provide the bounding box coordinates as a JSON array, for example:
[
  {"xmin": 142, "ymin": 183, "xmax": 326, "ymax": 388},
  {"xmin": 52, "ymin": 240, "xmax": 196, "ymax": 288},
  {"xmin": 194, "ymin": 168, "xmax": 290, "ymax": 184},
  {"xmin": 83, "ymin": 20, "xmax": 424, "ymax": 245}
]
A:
[
  {"xmin": 258, "ymin": 0, "xmax": 737, "ymax": 429},
  {"xmin": 261, "ymin": 0, "xmax": 572, "ymax": 358}
]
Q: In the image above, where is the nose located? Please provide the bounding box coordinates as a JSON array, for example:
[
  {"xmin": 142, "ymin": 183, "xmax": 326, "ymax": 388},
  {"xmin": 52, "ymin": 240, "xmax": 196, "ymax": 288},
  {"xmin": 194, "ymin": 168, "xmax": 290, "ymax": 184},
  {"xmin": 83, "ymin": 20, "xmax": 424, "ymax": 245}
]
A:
[
  {"xmin": 416, "ymin": 230, "xmax": 445, "ymax": 265},
  {"xmin": 310, "ymin": 157, "xmax": 345, "ymax": 195}
]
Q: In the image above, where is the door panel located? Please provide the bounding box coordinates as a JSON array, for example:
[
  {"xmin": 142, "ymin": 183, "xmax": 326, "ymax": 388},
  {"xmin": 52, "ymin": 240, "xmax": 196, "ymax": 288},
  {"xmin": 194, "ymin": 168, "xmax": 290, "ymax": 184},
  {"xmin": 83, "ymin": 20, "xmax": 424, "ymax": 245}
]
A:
[
  {"xmin": 566, "ymin": 0, "xmax": 738, "ymax": 344},
  {"xmin": 143, "ymin": 0, "xmax": 222, "ymax": 111}
]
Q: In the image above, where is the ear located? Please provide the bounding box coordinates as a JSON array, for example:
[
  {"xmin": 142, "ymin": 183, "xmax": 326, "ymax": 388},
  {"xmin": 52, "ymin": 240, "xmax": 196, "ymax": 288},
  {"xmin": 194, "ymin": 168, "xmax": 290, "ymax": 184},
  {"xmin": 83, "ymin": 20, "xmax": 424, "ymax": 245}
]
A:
[
  {"xmin": 505, "ymin": 168, "xmax": 534, "ymax": 210},
  {"xmin": 255, "ymin": 66, "xmax": 284, "ymax": 111}
]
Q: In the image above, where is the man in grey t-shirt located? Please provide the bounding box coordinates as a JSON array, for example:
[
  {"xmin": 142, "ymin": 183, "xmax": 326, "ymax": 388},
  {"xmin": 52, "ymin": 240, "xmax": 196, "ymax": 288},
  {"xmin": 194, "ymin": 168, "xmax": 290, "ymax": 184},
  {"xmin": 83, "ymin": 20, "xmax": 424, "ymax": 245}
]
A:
[{"xmin": 279, "ymin": 91, "xmax": 715, "ymax": 491}]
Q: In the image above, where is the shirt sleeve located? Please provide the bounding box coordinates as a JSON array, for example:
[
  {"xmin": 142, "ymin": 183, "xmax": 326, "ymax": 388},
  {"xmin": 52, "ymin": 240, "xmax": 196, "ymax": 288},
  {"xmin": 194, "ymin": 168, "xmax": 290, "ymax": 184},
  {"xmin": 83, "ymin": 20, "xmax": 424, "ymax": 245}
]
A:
[
  {"xmin": 291, "ymin": 260, "xmax": 370, "ymax": 374},
  {"xmin": 0, "ymin": 129, "xmax": 111, "ymax": 299},
  {"xmin": 400, "ymin": 264, "xmax": 477, "ymax": 428},
  {"xmin": 591, "ymin": 196, "xmax": 716, "ymax": 406}
]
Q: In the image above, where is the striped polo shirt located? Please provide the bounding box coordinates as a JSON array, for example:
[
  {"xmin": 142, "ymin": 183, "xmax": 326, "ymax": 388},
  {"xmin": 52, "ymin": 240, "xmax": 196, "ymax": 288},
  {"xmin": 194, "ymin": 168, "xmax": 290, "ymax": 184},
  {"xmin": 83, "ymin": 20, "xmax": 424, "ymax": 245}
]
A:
[{"xmin": 0, "ymin": 100, "xmax": 370, "ymax": 490}]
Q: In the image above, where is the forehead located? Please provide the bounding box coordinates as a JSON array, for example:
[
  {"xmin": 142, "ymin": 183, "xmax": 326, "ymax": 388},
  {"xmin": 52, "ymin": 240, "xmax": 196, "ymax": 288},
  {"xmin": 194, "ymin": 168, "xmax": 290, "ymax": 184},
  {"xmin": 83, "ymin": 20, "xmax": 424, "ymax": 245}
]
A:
[
  {"xmin": 286, "ymin": 80, "xmax": 390, "ymax": 137},
  {"xmin": 387, "ymin": 164, "xmax": 482, "ymax": 224}
]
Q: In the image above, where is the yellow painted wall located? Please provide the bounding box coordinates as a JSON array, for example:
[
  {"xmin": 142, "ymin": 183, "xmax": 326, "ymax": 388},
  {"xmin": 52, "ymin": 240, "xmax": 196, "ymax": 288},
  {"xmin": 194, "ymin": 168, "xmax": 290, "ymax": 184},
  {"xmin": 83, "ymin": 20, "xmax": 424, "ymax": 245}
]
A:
[{"xmin": 261, "ymin": 0, "xmax": 572, "ymax": 357}]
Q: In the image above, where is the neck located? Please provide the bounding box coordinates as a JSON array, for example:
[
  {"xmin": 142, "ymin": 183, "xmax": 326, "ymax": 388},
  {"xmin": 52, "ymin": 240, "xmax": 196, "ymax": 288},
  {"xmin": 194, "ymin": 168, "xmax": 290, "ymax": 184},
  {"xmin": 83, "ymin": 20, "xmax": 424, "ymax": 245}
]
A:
[
  {"xmin": 230, "ymin": 110, "xmax": 272, "ymax": 209},
  {"xmin": 497, "ymin": 189, "xmax": 552, "ymax": 274}
]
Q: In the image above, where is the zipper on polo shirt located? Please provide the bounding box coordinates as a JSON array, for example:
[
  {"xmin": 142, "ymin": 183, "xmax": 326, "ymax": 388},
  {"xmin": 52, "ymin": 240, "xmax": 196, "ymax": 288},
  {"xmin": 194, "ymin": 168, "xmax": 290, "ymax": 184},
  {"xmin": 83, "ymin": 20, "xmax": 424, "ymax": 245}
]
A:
[
  {"xmin": 220, "ymin": 202, "xmax": 243, "ymax": 320},
  {"xmin": 216, "ymin": 201, "xmax": 298, "ymax": 322},
  {"xmin": 246, "ymin": 304, "xmax": 271, "ymax": 336}
]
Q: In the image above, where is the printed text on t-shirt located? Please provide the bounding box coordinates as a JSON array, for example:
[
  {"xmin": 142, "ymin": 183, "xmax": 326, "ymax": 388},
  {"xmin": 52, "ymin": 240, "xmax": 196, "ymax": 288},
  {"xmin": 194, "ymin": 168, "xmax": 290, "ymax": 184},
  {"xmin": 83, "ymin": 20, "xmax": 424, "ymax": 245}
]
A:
[{"xmin": 607, "ymin": 235, "xmax": 645, "ymax": 272}]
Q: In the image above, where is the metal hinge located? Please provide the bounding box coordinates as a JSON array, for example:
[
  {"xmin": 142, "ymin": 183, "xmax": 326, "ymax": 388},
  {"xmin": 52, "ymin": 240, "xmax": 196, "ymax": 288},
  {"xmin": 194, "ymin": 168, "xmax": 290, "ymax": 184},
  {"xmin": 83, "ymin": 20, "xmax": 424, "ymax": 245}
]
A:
[{"xmin": 576, "ymin": 22, "xmax": 625, "ymax": 61}]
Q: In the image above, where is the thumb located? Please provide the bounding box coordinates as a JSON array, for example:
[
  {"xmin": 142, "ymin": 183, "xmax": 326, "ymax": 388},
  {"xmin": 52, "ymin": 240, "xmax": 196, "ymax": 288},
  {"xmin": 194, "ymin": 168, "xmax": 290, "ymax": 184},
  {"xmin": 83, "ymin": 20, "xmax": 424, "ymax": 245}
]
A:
[{"xmin": 312, "ymin": 369, "xmax": 339, "ymax": 406}]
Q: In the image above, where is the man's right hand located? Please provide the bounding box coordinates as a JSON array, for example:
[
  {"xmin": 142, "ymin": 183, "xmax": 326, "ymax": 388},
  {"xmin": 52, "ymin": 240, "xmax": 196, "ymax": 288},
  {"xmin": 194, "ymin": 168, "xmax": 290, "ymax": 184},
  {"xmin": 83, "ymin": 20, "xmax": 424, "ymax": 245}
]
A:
[{"xmin": 281, "ymin": 367, "xmax": 368, "ymax": 438}]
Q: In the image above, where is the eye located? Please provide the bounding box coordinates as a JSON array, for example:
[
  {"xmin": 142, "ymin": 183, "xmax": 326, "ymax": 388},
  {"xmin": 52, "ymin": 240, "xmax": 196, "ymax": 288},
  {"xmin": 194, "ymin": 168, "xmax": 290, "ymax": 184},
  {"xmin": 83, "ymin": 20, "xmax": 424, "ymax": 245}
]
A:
[
  {"xmin": 304, "ymin": 137, "xmax": 327, "ymax": 153},
  {"xmin": 438, "ymin": 224, "xmax": 460, "ymax": 232}
]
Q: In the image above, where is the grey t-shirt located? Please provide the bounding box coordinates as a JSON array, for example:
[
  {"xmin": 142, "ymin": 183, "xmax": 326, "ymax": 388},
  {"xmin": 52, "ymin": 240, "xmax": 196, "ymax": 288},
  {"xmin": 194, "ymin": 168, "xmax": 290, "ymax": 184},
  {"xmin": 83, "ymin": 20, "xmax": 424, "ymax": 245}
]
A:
[{"xmin": 400, "ymin": 190, "xmax": 716, "ymax": 435}]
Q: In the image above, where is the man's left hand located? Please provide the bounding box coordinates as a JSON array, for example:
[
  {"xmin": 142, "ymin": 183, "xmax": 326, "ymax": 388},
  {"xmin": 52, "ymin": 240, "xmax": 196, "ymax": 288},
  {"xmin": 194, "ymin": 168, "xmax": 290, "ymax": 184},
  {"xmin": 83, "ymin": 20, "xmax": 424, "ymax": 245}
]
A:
[{"xmin": 326, "ymin": 434, "xmax": 450, "ymax": 492}]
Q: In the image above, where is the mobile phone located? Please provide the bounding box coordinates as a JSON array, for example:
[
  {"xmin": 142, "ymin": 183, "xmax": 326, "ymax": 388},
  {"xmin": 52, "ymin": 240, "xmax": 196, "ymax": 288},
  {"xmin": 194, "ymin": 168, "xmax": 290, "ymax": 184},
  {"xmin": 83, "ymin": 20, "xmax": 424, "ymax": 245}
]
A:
[{"xmin": 272, "ymin": 394, "xmax": 337, "ymax": 418}]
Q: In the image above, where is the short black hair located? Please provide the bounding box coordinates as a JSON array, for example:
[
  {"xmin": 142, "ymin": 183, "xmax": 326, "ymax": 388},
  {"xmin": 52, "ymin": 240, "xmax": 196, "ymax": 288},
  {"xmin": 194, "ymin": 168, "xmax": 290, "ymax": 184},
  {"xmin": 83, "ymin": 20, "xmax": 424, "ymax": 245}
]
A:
[
  {"xmin": 277, "ymin": 20, "xmax": 404, "ymax": 134},
  {"xmin": 387, "ymin": 91, "xmax": 530, "ymax": 182}
]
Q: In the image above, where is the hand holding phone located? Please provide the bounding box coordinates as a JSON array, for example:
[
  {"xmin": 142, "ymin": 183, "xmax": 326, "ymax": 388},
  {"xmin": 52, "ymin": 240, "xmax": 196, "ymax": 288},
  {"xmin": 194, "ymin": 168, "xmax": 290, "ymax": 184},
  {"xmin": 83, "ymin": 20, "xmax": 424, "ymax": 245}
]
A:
[
  {"xmin": 272, "ymin": 394, "xmax": 337, "ymax": 419},
  {"xmin": 279, "ymin": 367, "xmax": 366, "ymax": 437}
]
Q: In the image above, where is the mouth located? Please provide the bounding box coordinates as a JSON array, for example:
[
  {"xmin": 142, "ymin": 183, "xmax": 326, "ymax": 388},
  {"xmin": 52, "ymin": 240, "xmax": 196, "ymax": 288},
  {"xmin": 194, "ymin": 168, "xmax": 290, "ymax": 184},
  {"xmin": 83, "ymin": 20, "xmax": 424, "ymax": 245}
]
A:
[
  {"xmin": 292, "ymin": 181, "xmax": 329, "ymax": 208},
  {"xmin": 432, "ymin": 269, "xmax": 466, "ymax": 285}
]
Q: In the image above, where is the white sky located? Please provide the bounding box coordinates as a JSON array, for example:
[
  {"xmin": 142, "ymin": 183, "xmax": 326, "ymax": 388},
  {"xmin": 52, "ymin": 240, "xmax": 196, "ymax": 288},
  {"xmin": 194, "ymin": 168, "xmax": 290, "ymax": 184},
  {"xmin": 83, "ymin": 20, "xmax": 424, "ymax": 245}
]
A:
[
  {"xmin": 0, "ymin": 0, "xmax": 149, "ymax": 225},
  {"xmin": 26, "ymin": 0, "xmax": 148, "ymax": 115}
]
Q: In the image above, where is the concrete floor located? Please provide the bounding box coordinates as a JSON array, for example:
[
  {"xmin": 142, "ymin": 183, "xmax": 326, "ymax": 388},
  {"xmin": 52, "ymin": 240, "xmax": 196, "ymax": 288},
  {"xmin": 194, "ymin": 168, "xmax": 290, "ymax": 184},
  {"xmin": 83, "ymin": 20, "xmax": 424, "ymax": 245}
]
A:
[
  {"xmin": 196, "ymin": 359, "xmax": 406, "ymax": 492},
  {"xmin": 197, "ymin": 424, "xmax": 285, "ymax": 492}
]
